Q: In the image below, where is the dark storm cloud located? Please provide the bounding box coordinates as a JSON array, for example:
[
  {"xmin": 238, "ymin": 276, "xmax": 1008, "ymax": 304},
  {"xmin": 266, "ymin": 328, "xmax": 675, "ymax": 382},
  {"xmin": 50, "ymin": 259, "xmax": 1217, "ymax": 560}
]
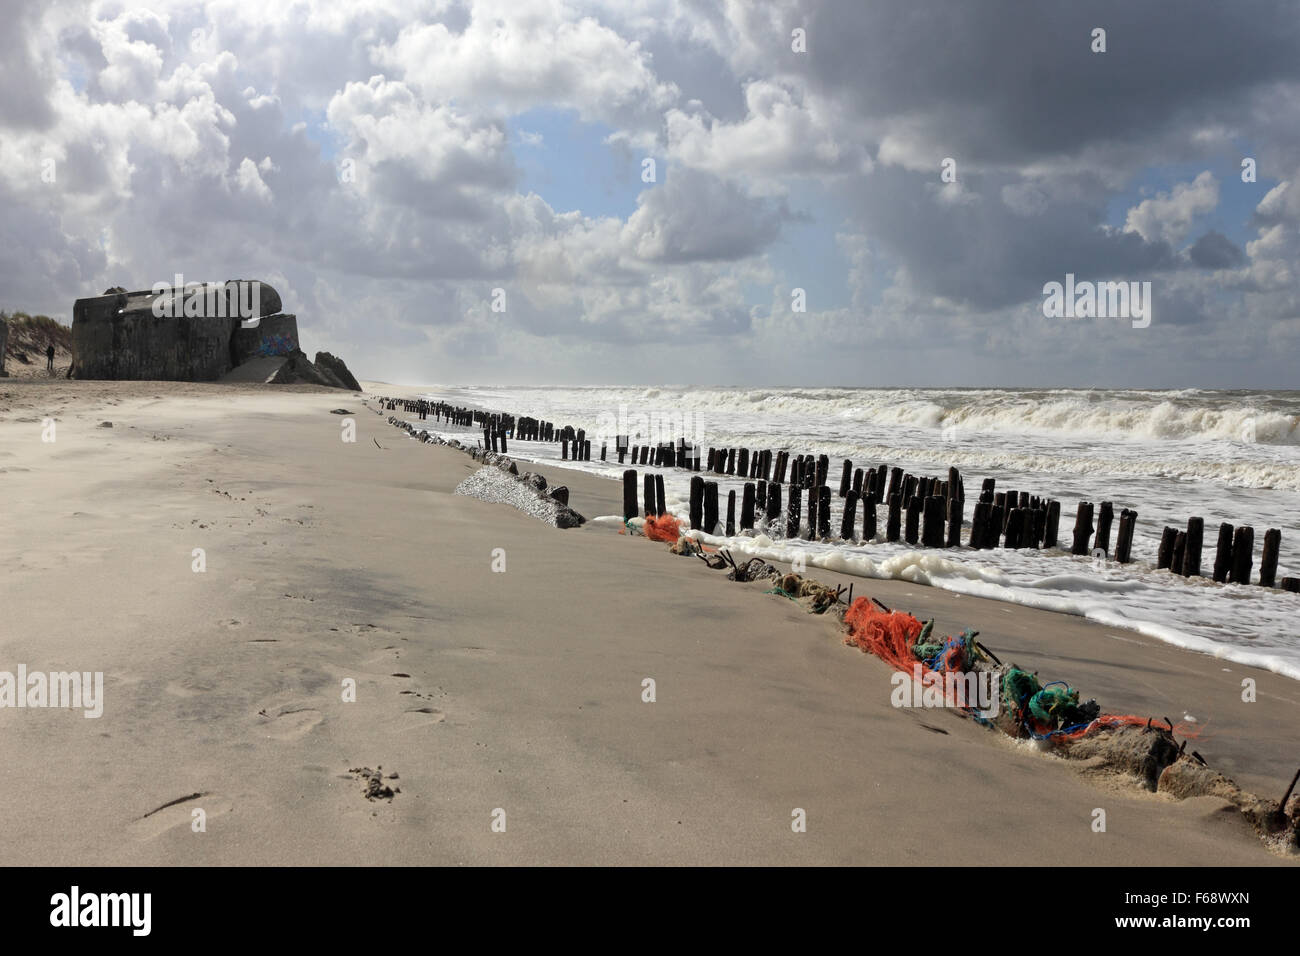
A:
[
  {"xmin": 797, "ymin": 0, "xmax": 1300, "ymax": 164},
  {"xmin": 1188, "ymin": 230, "xmax": 1246, "ymax": 269}
]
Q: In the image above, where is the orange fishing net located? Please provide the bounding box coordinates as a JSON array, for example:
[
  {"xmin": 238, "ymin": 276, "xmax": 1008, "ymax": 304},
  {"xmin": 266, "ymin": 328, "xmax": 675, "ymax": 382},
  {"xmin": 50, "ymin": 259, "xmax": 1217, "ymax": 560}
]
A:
[
  {"xmin": 842, "ymin": 598, "xmax": 925, "ymax": 672},
  {"xmin": 643, "ymin": 514, "xmax": 683, "ymax": 543}
]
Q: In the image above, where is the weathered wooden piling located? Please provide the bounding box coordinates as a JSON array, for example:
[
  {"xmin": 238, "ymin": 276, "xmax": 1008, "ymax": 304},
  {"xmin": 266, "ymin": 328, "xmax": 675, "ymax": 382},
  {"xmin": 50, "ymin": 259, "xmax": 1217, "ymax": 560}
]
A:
[
  {"xmin": 1260, "ymin": 528, "xmax": 1281, "ymax": 588},
  {"xmin": 863, "ymin": 492, "xmax": 877, "ymax": 541},
  {"xmin": 887, "ymin": 494, "xmax": 902, "ymax": 542},
  {"xmin": 905, "ymin": 498, "xmax": 922, "ymax": 545},
  {"xmin": 1182, "ymin": 517, "xmax": 1204, "ymax": 577},
  {"xmin": 946, "ymin": 496, "xmax": 962, "ymax": 547},
  {"xmin": 971, "ymin": 501, "xmax": 991, "ymax": 549},
  {"xmin": 774, "ymin": 451, "xmax": 788, "ymax": 484},
  {"xmin": 643, "ymin": 474, "xmax": 655, "ymax": 518},
  {"xmin": 1114, "ymin": 509, "xmax": 1137, "ymax": 564},
  {"xmin": 786, "ymin": 487, "xmax": 801, "ymax": 539},
  {"xmin": 988, "ymin": 505, "xmax": 1004, "ymax": 548},
  {"xmin": 1212, "ymin": 523, "xmax": 1234, "ymax": 582},
  {"xmin": 841, "ymin": 490, "xmax": 859, "ymax": 539},
  {"xmin": 815, "ymin": 455, "xmax": 829, "ymax": 488},
  {"xmin": 623, "ymin": 470, "xmax": 638, "ymax": 522},
  {"xmin": 1095, "ymin": 502, "xmax": 1114, "ymax": 557},
  {"xmin": 726, "ymin": 448, "xmax": 736, "ymax": 475},
  {"xmin": 737, "ymin": 448, "xmax": 750, "ymax": 478},
  {"xmin": 703, "ymin": 481, "xmax": 720, "ymax": 535},
  {"xmin": 726, "ymin": 491, "xmax": 736, "ymax": 536},
  {"xmin": 1157, "ymin": 527, "xmax": 1178, "ymax": 569},
  {"xmin": 1005, "ymin": 508, "xmax": 1025, "ymax": 549},
  {"xmin": 817, "ymin": 486, "xmax": 832, "ymax": 538},
  {"xmin": 688, "ymin": 475, "xmax": 704, "ymax": 530},
  {"xmin": 887, "ymin": 467, "xmax": 903, "ymax": 501},
  {"xmin": 981, "ymin": 477, "xmax": 996, "ymax": 502},
  {"xmin": 741, "ymin": 483, "xmax": 756, "ymax": 530},
  {"xmin": 839, "ymin": 460, "xmax": 853, "ymax": 497},
  {"xmin": 1281, "ymin": 578, "xmax": 1300, "ymax": 593},
  {"xmin": 805, "ymin": 486, "xmax": 817, "ymax": 540},
  {"xmin": 1230, "ymin": 526, "xmax": 1254, "ymax": 584},
  {"xmin": 1171, "ymin": 531, "xmax": 1187, "ymax": 574},
  {"xmin": 922, "ymin": 496, "xmax": 945, "ymax": 547},
  {"xmin": 852, "ymin": 468, "xmax": 864, "ymax": 496},
  {"xmin": 655, "ymin": 474, "xmax": 666, "ymax": 518},
  {"xmin": 1070, "ymin": 501, "xmax": 1095, "ymax": 555},
  {"xmin": 767, "ymin": 482, "xmax": 782, "ymax": 523}
]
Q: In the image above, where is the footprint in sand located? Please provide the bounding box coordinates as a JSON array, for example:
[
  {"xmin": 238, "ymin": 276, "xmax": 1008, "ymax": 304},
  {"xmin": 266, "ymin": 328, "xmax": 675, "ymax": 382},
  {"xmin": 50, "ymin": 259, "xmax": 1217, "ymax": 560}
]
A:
[
  {"xmin": 256, "ymin": 703, "xmax": 324, "ymax": 740},
  {"xmin": 398, "ymin": 706, "xmax": 445, "ymax": 730},
  {"xmin": 129, "ymin": 792, "xmax": 233, "ymax": 840},
  {"xmin": 165, "ymin": 678, "xmax": 216, "ymax": 698}
]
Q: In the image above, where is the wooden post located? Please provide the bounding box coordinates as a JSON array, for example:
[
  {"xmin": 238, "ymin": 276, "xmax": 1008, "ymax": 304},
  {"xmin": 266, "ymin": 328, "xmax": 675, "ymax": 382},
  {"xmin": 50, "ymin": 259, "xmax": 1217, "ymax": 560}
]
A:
[
  {"xmin": 981, "ymin": 477, "xmax": 996, "ymax": 502},
  {"xmin": 1212, "ymin": 523, "xmax": 1234, "ymax": 582},
  {"xmin": 841, "ymin": 490, "xmax": 859, "ymax": 540},
  {"xmin": 726, "ymin": 491, "xmax": 736, "ymax": 537},
  {"xmin": 1260, "ymin": 529, "xmax": 1281, "ymax": 587},
  {"xmin": 1230, "ymin": 526, "xmax": 1254, "ymax": 584},
  {"xmin": 655, "ymin": 474, "xmax": 666, "ymax": 517},
  {"xmin": 988, "ymin": 505, "xmax": 1004, "ymax": 548},
  {"xmin": 852, "ymin": 468, "xmax": 864, "ymax": 496},
  {"xmin": 862, "ymin": 492, "xmax": 877, "ymax": 541},
  {"xmin": 775, "ymin": 451, "xmax": 788, "ymax": 484},
  {"xmin": 689, "ymin": 476, "xmax": 704, "ymax": 530},
  {"xmin": 1094, "ymin": 501, "xmax": 1114, "ymax": 556},
  {"xmin": 970, "ymin": 501, "xmax": 990, "ymax": 549},
  {"xmin": 818, "ymin": 487, "xmax": 832, "ymax": 538},
  {"xmin": 1280, "ymin": 578, "xmax": 1300, "ymax": 593},
  {"xmin": 815, "ymin": 455, "xmax": 829, "ymax": 488},
  {"xmin": 741, "ymin": 483, "xmax": 756, "ymax": 530},
  {"xmin": 767, "ymin": 483, "xmax": 782, "ymax": 524},
  {"xmin": 887, "ymin": 467, "xmax": 903, "ymax": 501},
  {"xmin": 922, "ymin": 496, "xmax": 945, "ymax": 547},
  {"xmin": 887, "ymin": 494, "xmax": 902, "ymax": 542},
  {"xmin": 703, "ymin": 481, "xmax": 720, "ymax": 535},
  {"xmin": 643, "ymin": 474, "xmax": 655, "ymax": 518},
  {"xmin": 623, "ymin": 470, "xmax": 639, "ymax": 522},
  {"xmin": 1182, "ymin": 517, "xmax": 1204, "ymax": 577},
  {"xmin": 1044, "ymin": 500, "xmax": 1061, "ymax": 548},
  {"xmin": 726, "ymin": 448, "xmax": 736, "ymax": 475},
  {"xmin": 946, "ymin": 496, "xmax": 962, "ymax": 547},
  {"xmin": 1005, "ymin": 508, "xmax": 1025, "ymax": 549},
  {"xmin": 737, "ymin": 448, "xmax": 750, "ymax": 477},
  {"xmin": 786, "ymin": 486, "xmax": 800, "ymax": 539},
  {"xmin": 905, "ymin": 498, "xmax": 922, "ymax": 545},
  {"xmin": 600, "ymin": 443, "xmax": 607, "ymax": 462},
  {"xmin": 1172, "ymin": 531, "xmax": 1187, "ymax": 574},
  {"xmin": 839, "ymin": 460, "xmax": 853, "ymax": 497},
  {"xmin": 1070, "ymin": 502, "xmax": 1094, "ymax": 555},
  {"xmin": 562, "ymin": 438, "xmax": 569, "ymax": 460},
  {"xmin": 1114, "ymin": 509, "xmax": 1137, "ymax": 564},
  {"xmin": 1157, "ymin": 527, "xmax": 1178, "ymax": 569}
]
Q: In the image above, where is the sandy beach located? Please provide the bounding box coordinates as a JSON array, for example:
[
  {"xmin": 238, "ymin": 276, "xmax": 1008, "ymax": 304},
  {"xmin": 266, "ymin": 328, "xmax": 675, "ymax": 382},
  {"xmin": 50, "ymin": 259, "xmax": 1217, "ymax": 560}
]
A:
[{"xmin": 0, "ymin": 379, "xmax": 1295, "ymax": 866}]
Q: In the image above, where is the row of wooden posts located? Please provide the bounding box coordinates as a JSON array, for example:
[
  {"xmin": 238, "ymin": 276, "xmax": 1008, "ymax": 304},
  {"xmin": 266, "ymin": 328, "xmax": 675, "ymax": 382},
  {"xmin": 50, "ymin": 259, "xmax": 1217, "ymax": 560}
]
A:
[{"xmin": 381, "ymin": 397, "xmax": 1296, "ymax": 594}]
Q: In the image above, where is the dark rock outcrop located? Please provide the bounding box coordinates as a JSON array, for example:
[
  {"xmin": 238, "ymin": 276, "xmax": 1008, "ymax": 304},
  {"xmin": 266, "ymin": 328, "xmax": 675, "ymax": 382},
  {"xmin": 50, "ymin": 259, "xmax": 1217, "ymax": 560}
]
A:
[
  {"xmin": 268, "ymin": 350, "xmax": 348, "ymax": 388},
  {"xmin": 0, "ymin": 317, "xmax": 7, "ymax": 377},
  {"xmin": 315, "ymin": 351, "xmax": 361, "ymax": 391}
]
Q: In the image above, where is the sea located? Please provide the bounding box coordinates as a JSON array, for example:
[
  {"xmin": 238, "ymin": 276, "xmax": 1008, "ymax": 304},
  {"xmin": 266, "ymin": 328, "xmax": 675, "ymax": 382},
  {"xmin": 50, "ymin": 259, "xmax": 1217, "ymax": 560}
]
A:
[{"xmin": 402, "ymin": 385, "xmax": 1300, "ymax": 682}]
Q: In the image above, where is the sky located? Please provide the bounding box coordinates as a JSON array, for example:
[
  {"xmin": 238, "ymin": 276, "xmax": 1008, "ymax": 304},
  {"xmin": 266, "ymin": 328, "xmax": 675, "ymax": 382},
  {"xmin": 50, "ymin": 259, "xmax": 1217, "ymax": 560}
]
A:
[{"xmin": 1, "ymin": 0, "xmax": 1299, "ymax": 388}]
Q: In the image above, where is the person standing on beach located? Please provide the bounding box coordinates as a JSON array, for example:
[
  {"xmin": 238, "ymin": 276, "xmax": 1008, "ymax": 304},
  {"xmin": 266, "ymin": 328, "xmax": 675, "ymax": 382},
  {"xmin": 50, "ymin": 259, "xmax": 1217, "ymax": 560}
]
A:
[{"xmin": 46, "ymin": 344, "xmax": 55, "ymax": 371}]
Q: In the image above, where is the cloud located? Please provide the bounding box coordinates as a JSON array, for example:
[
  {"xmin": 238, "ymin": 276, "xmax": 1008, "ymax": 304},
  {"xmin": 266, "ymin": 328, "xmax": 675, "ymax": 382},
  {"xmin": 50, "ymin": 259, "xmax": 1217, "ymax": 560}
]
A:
[{"xmin": 1123, "ymin": 171, "xmax": 1219, "ymax": 245}]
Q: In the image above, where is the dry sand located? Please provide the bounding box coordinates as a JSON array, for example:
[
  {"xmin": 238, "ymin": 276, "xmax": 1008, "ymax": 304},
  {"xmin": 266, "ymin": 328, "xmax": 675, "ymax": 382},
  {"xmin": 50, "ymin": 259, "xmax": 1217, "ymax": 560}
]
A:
[{"xmin": 0, "ymin": 379, "xmax": 1295, "ymax": 865}]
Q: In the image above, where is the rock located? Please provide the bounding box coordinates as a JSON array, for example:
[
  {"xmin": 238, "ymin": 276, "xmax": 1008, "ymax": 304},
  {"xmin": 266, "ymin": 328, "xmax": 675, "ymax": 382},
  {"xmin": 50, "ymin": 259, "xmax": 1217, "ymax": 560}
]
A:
[
  {"xmin": 522, "ymin": 472, "xmax": 547, "ymax": 491},
  {"xmin": 314, "ymin": 351, "xmax": 362, "ymax": 391},
  {"xmin": 268, "ymin": 350, "xmax": 350, "ymax": 388},
  {"xmin": 98, "ymin": 421, "xmax": 113, "ymax": 428},
  {"xmin": 329, "ymin": 408, "xmax": 352, "ymax": 415},
  {"xmin": 549, "ymin": 485, "xmax": 569, "ymax": 506}
]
